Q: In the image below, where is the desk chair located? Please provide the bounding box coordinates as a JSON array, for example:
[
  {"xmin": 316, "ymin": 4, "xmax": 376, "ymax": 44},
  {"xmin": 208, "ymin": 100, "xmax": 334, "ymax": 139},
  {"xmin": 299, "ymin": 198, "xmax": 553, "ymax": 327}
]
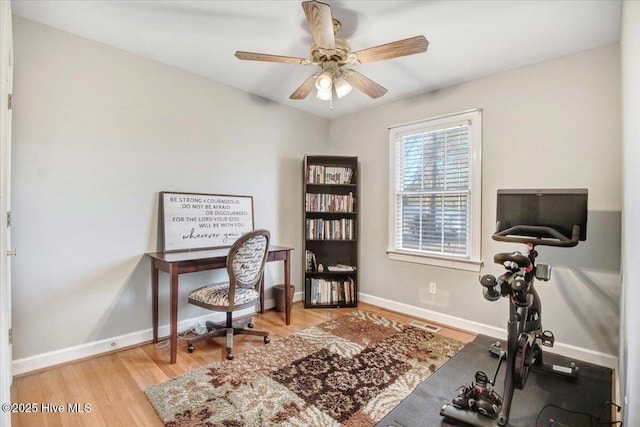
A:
[{"xmin": 186, "ymin": 229, "xmax": 271, "ymax": 360}]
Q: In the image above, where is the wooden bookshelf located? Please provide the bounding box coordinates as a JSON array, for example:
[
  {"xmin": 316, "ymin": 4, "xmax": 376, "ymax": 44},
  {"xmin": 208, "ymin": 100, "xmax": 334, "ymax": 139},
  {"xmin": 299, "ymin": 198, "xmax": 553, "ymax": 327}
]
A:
[{"xmin": 303, "ymin": 155, "xmax": 358, "ymax": 308}]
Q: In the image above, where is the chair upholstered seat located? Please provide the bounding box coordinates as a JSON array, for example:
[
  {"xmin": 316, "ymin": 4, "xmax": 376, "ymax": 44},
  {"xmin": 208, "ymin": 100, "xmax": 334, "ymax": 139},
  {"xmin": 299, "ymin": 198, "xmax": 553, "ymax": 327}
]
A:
[{"xmin": 189, "ymin": 283, "xmax": 259, "ymax": 307}]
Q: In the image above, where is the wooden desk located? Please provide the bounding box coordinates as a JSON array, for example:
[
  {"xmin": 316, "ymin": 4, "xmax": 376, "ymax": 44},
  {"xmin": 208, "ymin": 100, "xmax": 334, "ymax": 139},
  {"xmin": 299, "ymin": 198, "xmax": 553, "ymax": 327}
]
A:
[{"xmin": 146, "ymin": 245, "xmax": 293, "ymax": 364}]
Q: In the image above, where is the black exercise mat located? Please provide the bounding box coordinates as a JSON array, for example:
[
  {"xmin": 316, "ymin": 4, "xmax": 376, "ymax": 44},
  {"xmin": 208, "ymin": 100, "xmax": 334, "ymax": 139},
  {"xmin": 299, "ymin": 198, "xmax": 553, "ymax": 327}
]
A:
[{"xmin": 377, "ymin": 334, "xmax": 613, "ymax": 427}]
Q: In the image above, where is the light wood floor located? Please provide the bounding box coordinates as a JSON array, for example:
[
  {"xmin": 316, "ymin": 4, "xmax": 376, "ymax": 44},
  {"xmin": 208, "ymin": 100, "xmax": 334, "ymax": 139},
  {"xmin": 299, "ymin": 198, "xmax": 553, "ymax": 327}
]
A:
[{"xmin": 10, "ymin": 302, "xmax": 474, "ymax": 427}]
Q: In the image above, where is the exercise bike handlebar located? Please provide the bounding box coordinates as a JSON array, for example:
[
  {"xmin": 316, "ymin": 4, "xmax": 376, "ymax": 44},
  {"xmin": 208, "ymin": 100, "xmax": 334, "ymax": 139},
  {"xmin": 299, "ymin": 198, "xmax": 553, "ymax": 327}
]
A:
[{"xmin": 492, "ymin": 222, "xmax": 581, "ymax": 247}]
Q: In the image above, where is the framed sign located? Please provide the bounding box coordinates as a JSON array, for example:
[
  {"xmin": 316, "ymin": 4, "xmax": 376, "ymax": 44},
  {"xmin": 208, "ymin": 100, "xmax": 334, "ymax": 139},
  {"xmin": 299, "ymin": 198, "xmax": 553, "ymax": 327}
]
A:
[{"xmin": 160, "ymin": 192, "xmax": 254, "ymax": 252}]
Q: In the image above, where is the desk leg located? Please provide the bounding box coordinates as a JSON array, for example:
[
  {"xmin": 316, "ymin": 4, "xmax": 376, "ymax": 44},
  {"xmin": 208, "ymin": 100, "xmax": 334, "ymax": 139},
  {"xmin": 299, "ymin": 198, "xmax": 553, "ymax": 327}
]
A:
[
  {"xmin": 152, "ymin": 265, "xmax": 159, "ymax": 343},
  {"xmin": 284, "ymin": 250, "xmax": 291, "ymax": 325},
  {"xmin": 259, "ymin": 276, "xmax": 265, "ymax": 314},
  {"xmin": 169, "ymin": 267, "xmax": 179, "ymax": 364}
]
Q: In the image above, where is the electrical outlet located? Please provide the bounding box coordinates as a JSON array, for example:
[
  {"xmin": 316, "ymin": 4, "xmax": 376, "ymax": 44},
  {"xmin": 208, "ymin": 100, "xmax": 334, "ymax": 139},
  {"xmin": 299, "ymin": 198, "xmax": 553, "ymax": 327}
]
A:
[{"xmin": 429, "ymin": 282, "xmax": 437, "ymax": 294}]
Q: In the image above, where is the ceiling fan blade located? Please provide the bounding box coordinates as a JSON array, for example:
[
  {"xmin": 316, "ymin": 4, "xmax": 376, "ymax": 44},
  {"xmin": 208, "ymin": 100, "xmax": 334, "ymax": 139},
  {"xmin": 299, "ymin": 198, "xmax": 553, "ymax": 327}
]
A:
[
  {"xmin": 302, "ymin": 1, "xmax": 335, "ymax": 50},
  {"xmin": 290, "ymin": 73, "xmax": 321, "ymax": 100},
  {"xmin": 342, "ymin": 70, "xmax": 387, "ymax": 99},
  {"xmin": 235, "ymin": 51, "xmax": 309, "ymax": 65},
  {"xmin": 351, "ymin": 35, "xmax": 429, "ymax": 64}
]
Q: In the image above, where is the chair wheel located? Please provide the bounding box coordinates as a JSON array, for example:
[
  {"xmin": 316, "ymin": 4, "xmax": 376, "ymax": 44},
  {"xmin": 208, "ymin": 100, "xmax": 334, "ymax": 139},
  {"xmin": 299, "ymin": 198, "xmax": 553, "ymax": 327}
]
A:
[
  {"xmin": 187, "ymin": 344, "xmax": 195, "ymax": 353},
  {"xmin": 264, "ymin": 336, "xmax": 270, "ymax": 344},
  {"xmin": 248, "ymin": 322, "xmax": 254, "ymax": 328},
  {"xmin": 226, "ymin": 353, "xmax": 234, "ymax": 360}
]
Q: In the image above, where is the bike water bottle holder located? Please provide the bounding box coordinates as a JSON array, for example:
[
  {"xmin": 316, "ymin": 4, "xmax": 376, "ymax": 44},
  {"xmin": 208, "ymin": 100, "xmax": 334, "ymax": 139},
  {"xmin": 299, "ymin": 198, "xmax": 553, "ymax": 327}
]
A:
[{"xmin": 535, "ymin": 263, "xmax": 552, "ymax": 281}]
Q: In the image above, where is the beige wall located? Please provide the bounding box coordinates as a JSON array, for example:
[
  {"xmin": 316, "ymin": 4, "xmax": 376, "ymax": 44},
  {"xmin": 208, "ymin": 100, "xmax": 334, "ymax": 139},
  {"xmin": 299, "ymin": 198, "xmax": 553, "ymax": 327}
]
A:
[
  {"xmin": 11, "ymin": 18, "xmax": 328, "ymax": 361},
  {"xmin": 11, "ymin": 16, "xmax": 623, "ymax": 370},
  {"xmin": 329, "ymin": 44, "xmax": 621, "ymax": 357}
]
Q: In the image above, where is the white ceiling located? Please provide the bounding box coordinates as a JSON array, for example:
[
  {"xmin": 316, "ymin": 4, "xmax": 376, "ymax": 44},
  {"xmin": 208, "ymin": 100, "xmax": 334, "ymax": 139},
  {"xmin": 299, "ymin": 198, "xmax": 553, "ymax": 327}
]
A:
[{"xmin": 11, "ymin": 0, "xmax": 622, "ymax": 119}]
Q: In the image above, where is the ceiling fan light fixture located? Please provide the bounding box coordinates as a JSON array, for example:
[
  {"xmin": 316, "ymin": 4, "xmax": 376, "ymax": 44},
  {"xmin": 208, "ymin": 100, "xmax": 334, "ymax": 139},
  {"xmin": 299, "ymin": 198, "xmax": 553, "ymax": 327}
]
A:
[
  {"xmin": 334, "ymin": 76, "xmax": 352, "ymax": 98},
  {"xmin": 315, "ymin": 71, "xmax": 333, "ymax": 91},
  {"xmin": 316, "ymin": 86, "xmax": 333, "ymax": 101}
]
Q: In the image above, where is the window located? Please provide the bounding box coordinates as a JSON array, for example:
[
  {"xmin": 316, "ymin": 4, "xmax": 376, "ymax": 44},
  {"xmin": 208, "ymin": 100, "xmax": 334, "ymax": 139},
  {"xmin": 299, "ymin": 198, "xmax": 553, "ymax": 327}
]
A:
[{"xmin": 388, "ymin": 109, "xmax": 482, "ymax": 271}]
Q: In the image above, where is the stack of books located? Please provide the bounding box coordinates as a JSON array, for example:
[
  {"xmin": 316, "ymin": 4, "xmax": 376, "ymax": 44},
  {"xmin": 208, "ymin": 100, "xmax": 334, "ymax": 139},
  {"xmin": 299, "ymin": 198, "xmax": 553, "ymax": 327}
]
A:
[
  {"xmin": 326, "ymin": 264, "xmax": 356, "ymax": 272},
  {"xmin": 305, "ymin": 250, "xmax": 317, "ymax": 272}
]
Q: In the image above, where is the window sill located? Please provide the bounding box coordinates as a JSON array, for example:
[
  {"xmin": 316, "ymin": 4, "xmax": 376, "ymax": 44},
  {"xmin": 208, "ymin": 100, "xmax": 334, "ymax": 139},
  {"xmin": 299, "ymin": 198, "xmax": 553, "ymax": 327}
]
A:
[{"xmin": 386, "ymin": 249, "xmax": 483, "ymax": 272}]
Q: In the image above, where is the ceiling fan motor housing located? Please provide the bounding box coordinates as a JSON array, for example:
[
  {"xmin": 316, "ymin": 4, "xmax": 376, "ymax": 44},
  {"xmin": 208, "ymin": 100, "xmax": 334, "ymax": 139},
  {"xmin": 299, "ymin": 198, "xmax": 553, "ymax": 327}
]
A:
[{"xmin": 311, "ymin": 37, "xmax": 351, "ymax": 67}]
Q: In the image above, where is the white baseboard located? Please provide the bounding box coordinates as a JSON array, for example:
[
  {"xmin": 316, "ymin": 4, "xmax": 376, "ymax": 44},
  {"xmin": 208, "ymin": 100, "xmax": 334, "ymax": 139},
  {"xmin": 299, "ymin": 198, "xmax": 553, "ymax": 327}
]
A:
[
  {"xmin": 359, "ymin": 293, "xmax": 619, "ymax": 370},
  {"xmin": 13, "ymin": 290, "xmax": 617, "ymax": 375},
  {"xmin": 12, "ymin": 292, "xmax": 303, "ymax": 376}
]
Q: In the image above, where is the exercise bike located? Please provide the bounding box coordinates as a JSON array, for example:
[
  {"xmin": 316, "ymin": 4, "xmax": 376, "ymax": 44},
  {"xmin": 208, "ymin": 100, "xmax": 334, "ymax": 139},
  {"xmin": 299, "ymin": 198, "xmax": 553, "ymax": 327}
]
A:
[{"xmin": 441, "ymin": 189, "xmax": 588, "ymax": 427}]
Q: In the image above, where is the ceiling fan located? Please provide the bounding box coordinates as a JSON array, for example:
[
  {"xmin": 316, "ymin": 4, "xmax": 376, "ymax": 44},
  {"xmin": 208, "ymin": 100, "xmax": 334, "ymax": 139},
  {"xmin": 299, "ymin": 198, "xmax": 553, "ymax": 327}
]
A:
[{"xmin": 234, "ymin": 0, "xmax": 429, "ymax": 104}]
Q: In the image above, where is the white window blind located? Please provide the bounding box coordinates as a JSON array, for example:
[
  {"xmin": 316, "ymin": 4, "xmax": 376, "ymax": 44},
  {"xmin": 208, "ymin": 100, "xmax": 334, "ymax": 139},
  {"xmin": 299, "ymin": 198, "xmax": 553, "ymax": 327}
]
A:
[{"xmin": 388, "ymin": 110, "xmax": 482, "ymax": 270}]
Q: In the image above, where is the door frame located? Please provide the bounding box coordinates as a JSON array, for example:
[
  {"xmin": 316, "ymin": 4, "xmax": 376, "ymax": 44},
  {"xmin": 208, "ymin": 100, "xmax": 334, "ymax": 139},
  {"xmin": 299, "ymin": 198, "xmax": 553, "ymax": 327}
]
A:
[{"xmin": 0, "ymin": 2, "xmax": 14, "ymax": 426}]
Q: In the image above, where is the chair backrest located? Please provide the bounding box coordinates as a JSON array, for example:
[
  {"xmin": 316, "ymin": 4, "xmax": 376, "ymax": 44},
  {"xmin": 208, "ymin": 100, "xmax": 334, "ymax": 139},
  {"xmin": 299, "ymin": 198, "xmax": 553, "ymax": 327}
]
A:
[{"xmin": 226, "ymin": 229, "xmax": 270, "ymax": 290}]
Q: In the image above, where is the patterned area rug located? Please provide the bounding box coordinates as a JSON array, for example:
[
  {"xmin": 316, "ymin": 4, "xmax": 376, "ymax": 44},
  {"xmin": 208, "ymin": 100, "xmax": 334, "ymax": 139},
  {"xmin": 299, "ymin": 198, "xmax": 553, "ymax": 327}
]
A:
[{"xmin": 145, "ymin": 311, "xmax": 464, "ymax": 426}]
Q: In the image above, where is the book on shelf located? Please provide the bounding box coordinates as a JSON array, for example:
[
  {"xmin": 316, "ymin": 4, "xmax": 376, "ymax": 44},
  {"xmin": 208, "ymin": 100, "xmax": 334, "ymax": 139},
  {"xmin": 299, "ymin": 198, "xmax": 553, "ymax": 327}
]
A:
[
  {"xmin": 307, "ymin": 165, "xmax": 353, "ymax": 185},
  {"xmin": 306, "ymin": 277, "xmax": 355, "ymax": 305},
  {"xmin": 326, "ymin": 264, "xmax": 356, "ymax": 272},
  {"xmin": 305, "ymin": 218, "xmax": 356, "ymax": 240},
  {"xmin": 305, "ymin": 192, "xmax": 354, "ymax": 212},
  {"xmin": 305, "ymin": 250, "xmax": 317, "ymax": 272}
]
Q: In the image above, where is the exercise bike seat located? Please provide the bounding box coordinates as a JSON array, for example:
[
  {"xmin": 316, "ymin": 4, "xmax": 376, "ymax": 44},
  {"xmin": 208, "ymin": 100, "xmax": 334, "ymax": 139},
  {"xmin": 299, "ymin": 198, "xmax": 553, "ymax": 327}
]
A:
[{"xmin": 494, "ymin": 252, "xmax": 531, "ymax": 268}]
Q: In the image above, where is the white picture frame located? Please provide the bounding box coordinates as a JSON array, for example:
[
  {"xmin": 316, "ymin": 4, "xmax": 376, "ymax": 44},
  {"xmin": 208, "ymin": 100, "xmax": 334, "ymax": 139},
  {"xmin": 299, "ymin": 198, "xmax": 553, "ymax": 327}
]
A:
[{"xmin": 160, "ymin": 192, "xmax": 254, "ymax": 252}]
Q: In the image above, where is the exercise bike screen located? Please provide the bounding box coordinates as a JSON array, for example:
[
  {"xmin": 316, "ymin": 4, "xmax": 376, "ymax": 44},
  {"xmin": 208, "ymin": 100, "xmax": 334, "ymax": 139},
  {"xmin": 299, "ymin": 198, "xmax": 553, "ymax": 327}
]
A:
[{"xmin": 496, "ymin": 189, "xmax": 588, "ymax": 241}]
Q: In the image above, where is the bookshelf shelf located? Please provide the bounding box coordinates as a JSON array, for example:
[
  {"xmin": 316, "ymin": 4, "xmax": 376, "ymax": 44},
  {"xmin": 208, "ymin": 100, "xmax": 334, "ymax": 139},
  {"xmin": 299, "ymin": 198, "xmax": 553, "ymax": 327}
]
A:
[
  {"xmin": 303, "ymin": 155, "xmax": 358, "ymax": 309},
  {"xmin": 305, "ymin": 239, "xmax": 357, "ymax": 242}
]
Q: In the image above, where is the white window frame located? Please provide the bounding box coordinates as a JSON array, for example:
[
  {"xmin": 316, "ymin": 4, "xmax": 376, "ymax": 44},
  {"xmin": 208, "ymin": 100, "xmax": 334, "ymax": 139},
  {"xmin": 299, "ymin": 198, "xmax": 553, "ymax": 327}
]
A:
[{"xmin": 387, "ymin": 109, "xmax": 482, "ymax": 272}]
